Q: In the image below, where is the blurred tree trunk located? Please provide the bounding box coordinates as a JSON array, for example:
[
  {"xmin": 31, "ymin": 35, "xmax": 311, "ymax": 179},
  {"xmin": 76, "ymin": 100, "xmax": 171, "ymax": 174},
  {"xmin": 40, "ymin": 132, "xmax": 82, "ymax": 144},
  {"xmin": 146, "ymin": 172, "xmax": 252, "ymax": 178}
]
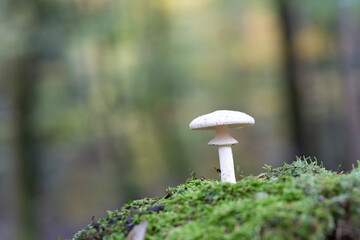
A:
[
  {"xmin": 8, "ymin": 0, "xmax": 51, "ymax": 238},
  {"xmin": 276, "ymin": 0, "xmax": 305, "ymax": 158},
  {"xmin": 12, "ymin": 56, "xmax": 40, "ymax": 240},
  {"xmin": 337, "ymin": 1, "xmax": 360, "ymax": 169},
  {"xmin": 141, "ymin": 1, "xmax": 190, "ymax": 180}
]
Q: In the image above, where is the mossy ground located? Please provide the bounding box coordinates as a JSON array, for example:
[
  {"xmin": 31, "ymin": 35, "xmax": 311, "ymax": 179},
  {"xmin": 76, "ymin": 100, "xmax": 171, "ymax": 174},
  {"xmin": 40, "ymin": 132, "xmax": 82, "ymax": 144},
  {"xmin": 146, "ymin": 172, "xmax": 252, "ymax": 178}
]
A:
[{"xmin": 68, "ymin": 157, "xmax": 360, "ymax": 240}]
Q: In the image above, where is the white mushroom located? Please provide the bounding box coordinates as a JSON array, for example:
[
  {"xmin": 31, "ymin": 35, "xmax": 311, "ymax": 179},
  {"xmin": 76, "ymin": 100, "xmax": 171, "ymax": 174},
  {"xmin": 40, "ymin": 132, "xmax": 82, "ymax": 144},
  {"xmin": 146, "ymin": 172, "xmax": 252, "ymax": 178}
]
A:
[{"xmin": 189, "ymin": 110, "xmax": 255, "ymax": 183}]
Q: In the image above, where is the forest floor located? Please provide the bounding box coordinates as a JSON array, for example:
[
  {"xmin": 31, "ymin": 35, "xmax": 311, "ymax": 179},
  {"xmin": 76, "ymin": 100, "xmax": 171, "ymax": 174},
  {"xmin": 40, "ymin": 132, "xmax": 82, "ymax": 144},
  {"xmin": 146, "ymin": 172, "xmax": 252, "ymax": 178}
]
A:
[{"xmin": 69, "ymin": 157, "xmax": 360, "ymax": 240}]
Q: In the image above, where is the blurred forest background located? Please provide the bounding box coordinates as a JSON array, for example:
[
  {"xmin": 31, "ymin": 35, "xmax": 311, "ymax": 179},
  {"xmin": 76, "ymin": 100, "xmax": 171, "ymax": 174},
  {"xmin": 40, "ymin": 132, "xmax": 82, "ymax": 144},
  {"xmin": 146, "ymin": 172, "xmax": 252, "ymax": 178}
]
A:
[{"xmin": 0, "ymin": 0, "xmax": 359, "ymax": 239}]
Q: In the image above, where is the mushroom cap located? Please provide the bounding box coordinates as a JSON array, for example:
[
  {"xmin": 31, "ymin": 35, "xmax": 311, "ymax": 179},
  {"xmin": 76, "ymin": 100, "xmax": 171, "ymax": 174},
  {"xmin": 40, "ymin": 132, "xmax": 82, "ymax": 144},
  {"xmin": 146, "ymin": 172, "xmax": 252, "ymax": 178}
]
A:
[{"xmin": 189, "ymin": 110, "xmax": 255, "ymax": 130}]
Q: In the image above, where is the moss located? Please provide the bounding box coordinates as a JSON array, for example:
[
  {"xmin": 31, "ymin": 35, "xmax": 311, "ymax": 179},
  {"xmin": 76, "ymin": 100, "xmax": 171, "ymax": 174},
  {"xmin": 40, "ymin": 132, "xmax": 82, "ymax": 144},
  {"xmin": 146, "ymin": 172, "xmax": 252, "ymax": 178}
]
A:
[{"xmin": 70, "ymin": 157, "xmax": 360, "ymax": 240}]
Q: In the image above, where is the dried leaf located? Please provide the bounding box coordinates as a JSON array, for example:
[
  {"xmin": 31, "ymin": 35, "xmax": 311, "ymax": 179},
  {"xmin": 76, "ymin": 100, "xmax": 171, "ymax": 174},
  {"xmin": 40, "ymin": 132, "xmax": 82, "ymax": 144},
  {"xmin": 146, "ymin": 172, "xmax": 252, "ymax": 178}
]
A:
[
  {"xmin": 127, "ymin": 221, "xmax": 148, "ymax": 240},
  {"xmin": 147, "ymin": 205, "xmax": 164, "ymax": 213}
]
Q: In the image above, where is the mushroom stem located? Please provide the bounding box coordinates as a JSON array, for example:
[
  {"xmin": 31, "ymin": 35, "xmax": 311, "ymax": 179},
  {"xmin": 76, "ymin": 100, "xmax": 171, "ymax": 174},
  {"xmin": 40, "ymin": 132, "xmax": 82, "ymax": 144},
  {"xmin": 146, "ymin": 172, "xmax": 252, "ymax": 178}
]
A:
[
  {"xmin": 208, "ymin": 126, "xmax": 238, "ymax": 183},
  {"xmin": 218, "ymin": 146, "xmax": 236, "ymax": 183}
]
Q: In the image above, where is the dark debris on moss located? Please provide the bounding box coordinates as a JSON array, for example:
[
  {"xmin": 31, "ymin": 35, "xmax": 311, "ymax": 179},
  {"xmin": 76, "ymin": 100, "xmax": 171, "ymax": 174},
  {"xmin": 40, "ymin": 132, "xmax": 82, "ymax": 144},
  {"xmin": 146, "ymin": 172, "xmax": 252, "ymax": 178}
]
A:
[{"xmin": 70, "ymin": 157, "xmax": 360, "ymax": 240}]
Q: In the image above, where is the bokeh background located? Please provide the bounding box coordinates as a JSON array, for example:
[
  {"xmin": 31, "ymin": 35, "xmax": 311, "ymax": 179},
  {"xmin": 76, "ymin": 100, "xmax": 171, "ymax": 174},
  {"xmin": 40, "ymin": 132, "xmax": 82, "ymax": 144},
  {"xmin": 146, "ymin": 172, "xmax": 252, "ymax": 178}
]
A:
[{"xmin": 1, "ymin": 0, "xmax": 360, "ymax": 239}]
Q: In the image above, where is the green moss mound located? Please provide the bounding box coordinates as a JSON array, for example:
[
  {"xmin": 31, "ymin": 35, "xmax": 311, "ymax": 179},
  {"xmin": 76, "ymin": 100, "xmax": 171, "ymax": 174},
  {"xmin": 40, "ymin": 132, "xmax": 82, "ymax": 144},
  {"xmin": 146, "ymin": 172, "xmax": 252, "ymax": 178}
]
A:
[{"xmin": 70, "ymin": 158, "xmax": 360, "ymax": 240}]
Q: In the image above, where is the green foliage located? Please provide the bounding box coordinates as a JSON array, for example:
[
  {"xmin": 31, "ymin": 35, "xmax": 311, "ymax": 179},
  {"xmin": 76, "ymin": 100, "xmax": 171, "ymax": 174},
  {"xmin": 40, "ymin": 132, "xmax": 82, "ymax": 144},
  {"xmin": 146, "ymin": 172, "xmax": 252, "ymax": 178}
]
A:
[
  {"xmin": 261, "ymin": 156, "xmax": 331, "ymax": 179},
  {"xmin": 72, "ymin": 158, "xmax": 360, "ymax": 239}
]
